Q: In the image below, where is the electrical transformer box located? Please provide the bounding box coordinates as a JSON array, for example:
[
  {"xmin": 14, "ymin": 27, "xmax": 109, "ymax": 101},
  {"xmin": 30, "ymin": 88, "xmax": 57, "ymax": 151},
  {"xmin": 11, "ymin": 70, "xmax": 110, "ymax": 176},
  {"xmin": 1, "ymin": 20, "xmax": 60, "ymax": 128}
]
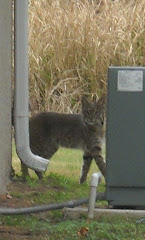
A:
[{"xmin": 106, "ymin": 66, "xmax": 145, "ymax": 208}]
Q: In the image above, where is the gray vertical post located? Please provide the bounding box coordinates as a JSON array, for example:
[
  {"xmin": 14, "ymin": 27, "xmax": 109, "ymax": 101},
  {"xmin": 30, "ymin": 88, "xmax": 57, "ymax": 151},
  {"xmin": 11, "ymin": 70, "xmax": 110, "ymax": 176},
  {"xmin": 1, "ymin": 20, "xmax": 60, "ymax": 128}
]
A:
[
  {"xmin": 106, "ymin": 66, "xmax": 145, "ymax": 208},
  {"xmin": 0, "ymin": 0, "xmax": 12, "ymax": 194}
]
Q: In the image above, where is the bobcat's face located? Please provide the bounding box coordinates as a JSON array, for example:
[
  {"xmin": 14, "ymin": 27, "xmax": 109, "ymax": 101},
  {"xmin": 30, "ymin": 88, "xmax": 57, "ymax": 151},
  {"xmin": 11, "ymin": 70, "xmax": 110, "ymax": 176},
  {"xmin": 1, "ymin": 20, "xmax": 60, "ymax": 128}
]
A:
[{"xmin": 82, "ymin": 95, "xmax": 106, "ymax": 132}]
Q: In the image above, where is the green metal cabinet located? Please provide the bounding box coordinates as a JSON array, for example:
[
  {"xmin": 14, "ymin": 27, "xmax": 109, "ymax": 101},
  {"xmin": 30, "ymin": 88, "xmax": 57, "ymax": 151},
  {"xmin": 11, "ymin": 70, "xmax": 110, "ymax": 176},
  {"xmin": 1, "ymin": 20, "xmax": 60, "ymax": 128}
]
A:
[{"xmin": 106, "ymin": 66, "xmax": 145, "ymax": 208}]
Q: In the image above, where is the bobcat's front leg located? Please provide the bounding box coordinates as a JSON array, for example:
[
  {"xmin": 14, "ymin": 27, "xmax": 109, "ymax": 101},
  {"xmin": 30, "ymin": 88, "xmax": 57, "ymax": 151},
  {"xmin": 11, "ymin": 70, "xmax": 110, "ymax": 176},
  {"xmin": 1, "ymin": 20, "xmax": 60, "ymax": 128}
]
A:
[
  {"xmin": 80, "ymin": 155, "xmax": 93, "ymax": 184},
  {"xmin": 94, "ymin": 151, "xmax": 106, "ymax": 178}
]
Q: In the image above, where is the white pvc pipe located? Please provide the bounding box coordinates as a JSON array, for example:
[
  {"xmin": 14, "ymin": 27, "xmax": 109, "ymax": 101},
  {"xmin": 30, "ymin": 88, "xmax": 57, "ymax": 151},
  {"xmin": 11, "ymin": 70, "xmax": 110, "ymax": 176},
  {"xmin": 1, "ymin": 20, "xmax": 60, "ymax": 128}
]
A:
[
  {"xmin": 14, "ymin": 0, "xmax": 49, "ymax": 172},
  {"xmin": 88, "ymin": 172, "xmax": 102, "ymax": 219},
  {"xmin": 64, "ymin": 208, "xmax": 145, "ymax": 220}
]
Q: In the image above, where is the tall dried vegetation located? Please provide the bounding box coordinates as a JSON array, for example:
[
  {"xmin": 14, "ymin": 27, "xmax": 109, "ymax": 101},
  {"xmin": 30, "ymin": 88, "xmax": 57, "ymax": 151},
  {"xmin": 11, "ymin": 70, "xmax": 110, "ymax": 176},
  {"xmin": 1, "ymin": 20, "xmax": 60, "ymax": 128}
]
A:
[{"xmin": 29, "ymin": 0, "xmax": 145, "ymax": 113}]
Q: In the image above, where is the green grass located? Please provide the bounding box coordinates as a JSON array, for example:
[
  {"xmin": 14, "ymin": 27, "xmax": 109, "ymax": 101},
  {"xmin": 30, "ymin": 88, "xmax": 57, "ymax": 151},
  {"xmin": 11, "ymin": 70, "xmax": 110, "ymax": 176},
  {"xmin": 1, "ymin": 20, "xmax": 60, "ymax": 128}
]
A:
[
  {"xmin": 13, "ymin": 145, "xmax": 105, "ymax": 183},
  {"xmin": 2, "ymin": 214, "xmax": 145, "ymax": 240},
  {"xmin": 2, "ymin": 146, "xmax": 145, "ymax": 239}
]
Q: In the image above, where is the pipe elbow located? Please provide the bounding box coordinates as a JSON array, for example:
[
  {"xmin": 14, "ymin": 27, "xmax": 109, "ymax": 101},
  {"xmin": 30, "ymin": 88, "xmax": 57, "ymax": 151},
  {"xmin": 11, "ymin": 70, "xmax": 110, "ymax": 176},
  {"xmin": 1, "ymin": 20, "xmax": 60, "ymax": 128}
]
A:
[
  {"xmin": 17, "ymin": 146, "xmax": 49, "ymax": 172},
  {"xmin": 15, "ymin": 116, "xmax": 49, "ymax": 172},
  {"xmin": 90, "ymin": 172, "xmax": 102, "ymax": 187}
]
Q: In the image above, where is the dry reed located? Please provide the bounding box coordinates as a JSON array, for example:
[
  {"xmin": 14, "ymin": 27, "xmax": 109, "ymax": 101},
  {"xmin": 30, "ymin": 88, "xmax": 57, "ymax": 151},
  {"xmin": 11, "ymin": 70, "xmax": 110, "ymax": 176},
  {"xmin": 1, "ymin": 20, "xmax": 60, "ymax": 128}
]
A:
[{"xmin": 28, "ymin": 0, "xmax": 145, "ymax": 113}]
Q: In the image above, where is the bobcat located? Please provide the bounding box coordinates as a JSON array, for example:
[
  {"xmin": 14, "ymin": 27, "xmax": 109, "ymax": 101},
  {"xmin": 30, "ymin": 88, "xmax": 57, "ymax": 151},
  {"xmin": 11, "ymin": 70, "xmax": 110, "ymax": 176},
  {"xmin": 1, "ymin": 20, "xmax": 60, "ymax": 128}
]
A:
[{"xmin": 21, "ymin": 95, "xmax": 106, "ymax": 183}]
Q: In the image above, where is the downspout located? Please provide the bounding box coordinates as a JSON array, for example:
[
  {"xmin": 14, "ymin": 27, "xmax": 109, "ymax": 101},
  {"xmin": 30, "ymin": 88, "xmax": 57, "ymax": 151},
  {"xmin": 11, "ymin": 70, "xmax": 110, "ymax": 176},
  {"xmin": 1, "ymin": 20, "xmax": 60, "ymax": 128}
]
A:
[{"xmin": 14, "ymin": 0, "xmax": 49, "ymax": 172}]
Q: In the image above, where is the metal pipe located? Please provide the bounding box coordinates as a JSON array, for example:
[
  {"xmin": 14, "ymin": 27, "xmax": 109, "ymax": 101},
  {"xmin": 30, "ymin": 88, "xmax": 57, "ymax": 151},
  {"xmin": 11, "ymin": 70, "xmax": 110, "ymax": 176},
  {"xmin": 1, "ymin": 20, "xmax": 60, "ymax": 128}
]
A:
[
  {"xmin": 14, "ymin": 0, "xmax": 49, "ymax": 172},
  {"xmin": 88, "ymin": 172, "xmax": 102, "ymax": 219}
]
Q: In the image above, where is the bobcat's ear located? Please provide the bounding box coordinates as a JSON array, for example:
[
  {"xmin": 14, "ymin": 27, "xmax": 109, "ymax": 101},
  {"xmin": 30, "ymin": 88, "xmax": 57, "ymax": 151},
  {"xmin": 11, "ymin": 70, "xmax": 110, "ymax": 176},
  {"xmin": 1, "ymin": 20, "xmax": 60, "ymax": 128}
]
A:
[
  {"xmin": 95, "ymin": 95, "xmax": 106, "ymax": 116},
  {"xmin": 81, "ymin": 95, "xmax": 91, "ymax": 108},
  {"xmin": 97, "ymin": 95, "xmax": 106, "ymax": 108}
]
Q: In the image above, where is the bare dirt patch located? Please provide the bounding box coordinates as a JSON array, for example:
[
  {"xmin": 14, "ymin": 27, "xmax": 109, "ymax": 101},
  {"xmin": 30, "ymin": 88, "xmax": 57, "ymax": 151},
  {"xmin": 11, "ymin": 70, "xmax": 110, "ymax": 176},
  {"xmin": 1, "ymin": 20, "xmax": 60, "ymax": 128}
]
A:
[
  {"xmin": 0, "ymin": 226, "xmax": 35, "ymax": 240},
  {"xmin": 0, "ymin": 180, "xmax": 53, "ymax": 240},
  {"xmin": 0, "ymin": 180, "xmax": 44, "ymax": 208}
]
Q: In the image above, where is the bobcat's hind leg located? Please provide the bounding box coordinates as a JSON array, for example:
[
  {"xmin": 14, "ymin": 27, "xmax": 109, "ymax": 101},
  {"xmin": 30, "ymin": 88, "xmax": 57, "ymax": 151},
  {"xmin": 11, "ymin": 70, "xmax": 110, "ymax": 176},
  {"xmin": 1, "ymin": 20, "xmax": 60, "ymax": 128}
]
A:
[
  {"xmin": 34, "ymin": 146, "xmax": 58, "ymax": 180},
  {"xmin": 22, "ymin": 164, "xmax": 44, "ymax": 180},
  {"xmin": 79, "ymin": 155, "xmax": 93, "ymax": 184},
  {"xmin": 35, "ymin": 171, "xmax": 43, "ymax": 179},
  {"xmin": 21, "ymin": 162, "xmax": 29, "ymax": 180}
]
